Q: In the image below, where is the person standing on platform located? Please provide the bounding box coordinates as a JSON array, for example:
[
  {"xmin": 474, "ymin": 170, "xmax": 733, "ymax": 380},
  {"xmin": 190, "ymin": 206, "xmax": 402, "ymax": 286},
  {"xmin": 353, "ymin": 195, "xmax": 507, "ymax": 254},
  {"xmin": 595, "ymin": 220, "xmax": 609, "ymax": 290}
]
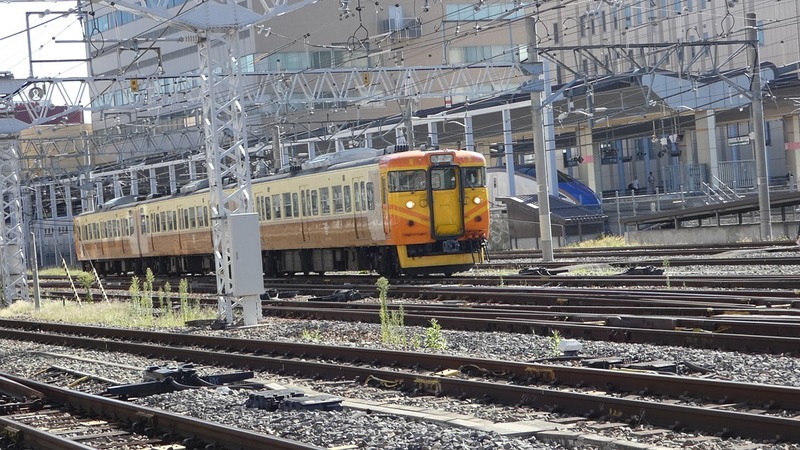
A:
[{"xmin": 648, "ymin": 172, "xmax": 656, "ymax": 194}]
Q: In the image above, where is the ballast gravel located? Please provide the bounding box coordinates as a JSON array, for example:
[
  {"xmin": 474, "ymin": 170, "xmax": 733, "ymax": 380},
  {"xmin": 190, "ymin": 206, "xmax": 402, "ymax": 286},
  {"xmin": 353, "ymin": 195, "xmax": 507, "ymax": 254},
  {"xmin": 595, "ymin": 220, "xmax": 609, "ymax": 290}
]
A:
[{"xmin": 1, "ymin": 259, "xmax": 799, "ymax": 449}]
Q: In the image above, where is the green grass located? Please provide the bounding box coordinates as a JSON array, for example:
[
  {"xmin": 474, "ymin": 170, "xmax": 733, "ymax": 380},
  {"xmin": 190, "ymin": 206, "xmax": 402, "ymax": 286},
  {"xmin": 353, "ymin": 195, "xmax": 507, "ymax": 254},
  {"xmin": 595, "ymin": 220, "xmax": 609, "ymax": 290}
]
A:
[
  {"xmin": 568, "ymin": 235, "xmax": 627, "ymax": 248},
  {"xmin": 0, "ymin": 299, "xmax": 217, "ymax": 328}
]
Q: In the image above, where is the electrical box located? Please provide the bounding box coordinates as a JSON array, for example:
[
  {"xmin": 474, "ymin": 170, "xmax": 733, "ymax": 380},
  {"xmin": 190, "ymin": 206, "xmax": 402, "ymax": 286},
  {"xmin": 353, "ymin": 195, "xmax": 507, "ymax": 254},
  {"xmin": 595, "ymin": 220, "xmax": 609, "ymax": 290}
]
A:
[{"xmin": 228, "ymin": 213, "xmax": 264, "ymax": 297}]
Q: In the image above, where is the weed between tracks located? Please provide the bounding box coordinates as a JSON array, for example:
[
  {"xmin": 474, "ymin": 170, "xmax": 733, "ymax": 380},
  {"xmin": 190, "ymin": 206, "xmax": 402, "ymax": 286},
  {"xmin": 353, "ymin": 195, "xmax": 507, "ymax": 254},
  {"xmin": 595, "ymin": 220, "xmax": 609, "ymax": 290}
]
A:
[{"xmin": 3, "ymin": 268, "xmax": 215, "ymax": 328}]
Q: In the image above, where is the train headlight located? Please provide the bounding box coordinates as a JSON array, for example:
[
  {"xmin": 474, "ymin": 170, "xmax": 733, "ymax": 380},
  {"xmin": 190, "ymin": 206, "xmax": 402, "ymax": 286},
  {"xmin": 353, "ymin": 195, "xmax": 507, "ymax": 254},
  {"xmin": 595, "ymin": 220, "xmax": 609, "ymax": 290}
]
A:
[
  {"xmin": 406, "ymin": 200, "xmax": 415, "ymax": 209},
  {"xmin": 473, "ymin": 196, "xmax": 482, "ymax": 204}
]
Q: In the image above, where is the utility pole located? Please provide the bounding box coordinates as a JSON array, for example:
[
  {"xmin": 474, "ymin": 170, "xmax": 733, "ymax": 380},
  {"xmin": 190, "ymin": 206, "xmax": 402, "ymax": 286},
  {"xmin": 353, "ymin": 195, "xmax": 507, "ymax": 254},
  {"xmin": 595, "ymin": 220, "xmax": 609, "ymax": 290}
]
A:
[
  {"xmin": 747, "ymin": 12, "xmax": 771, "ymax": 240},
  {"xmin": 525, "ymin": 17, "xmax": 554, "ymax": 261}
]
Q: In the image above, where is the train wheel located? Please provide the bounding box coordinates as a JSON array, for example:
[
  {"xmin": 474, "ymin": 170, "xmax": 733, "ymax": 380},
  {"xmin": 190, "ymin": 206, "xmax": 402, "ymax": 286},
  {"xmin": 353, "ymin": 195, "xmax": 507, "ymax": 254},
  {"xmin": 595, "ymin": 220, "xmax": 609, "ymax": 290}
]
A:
[{"xmin": 376, "ymin": 248, "xmax": 399, "ymax": 278}]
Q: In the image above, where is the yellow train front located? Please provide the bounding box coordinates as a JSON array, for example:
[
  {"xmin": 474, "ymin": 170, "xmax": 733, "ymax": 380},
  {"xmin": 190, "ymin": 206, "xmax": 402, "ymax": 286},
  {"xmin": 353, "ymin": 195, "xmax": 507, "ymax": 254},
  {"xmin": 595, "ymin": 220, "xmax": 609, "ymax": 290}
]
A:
[{"xmin": 379, "ymin": 149, "xmax": 488, "ymax": 276}]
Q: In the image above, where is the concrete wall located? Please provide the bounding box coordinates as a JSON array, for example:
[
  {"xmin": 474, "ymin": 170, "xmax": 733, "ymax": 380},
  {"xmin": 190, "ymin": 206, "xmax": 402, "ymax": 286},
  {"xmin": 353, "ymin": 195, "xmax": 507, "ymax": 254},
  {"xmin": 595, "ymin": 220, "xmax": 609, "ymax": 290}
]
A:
[{"xmin": 626, "ymin": 221, "xmax": 800, "ymax": 245}]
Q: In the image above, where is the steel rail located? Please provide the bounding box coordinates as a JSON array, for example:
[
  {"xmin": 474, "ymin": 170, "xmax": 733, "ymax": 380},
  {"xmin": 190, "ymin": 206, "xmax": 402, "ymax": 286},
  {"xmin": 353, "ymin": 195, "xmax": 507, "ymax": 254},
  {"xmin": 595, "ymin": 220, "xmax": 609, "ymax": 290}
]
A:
[
  {"xmin": 1, "ymin": 326, "xmax": 799, "ymax": 442},
  {"xmin": 259, "ymin": 306, "xmax": 800, "ymax": 354},
  {"xmin": 0, "ymin": 416, "xmax": 97, "ymax": 450},
  {"xmin": 1, "ymin": 321, "xmax": 800, "ymax": 409},
  {"xmin": 266, "ymin": 298, "xmax": 799, "ymax": 317},
  {"xmin": 0, "ymin": 372, "xmax": 323, "ymax": 450}
]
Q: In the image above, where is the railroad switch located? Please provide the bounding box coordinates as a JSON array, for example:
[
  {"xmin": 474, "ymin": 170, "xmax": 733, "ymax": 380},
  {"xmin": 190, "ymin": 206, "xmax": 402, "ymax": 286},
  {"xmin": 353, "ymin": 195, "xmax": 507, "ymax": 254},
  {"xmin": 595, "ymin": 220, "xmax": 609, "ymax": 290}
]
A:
[
  {"xmin": 246, "ymin": 389, "xmax": 343, "ymax": 411},
  {"xmin": 582, "ymin": 357, "xmax": 625, "ymax": 369},
  {"xmin": 620, "ymin": 265, "xmax": 664, "ymax": 275},
  {"xmin": 518, "ymin": 267, "xmax": 568, "ymax": 276},
  {"xmin": 105, "ymin": 364, "xmax": 259, "ymax": 398},
  {"xmin": 309, "ymin": 289, "xmax": 364, "ymax": 302},
  {"xmin": 261, "ymin": 289, "xmax": 298, "ymax": 299},
  {"xmin": 623, "ymin": 360, "xmax": 678, "ymax": 373}
]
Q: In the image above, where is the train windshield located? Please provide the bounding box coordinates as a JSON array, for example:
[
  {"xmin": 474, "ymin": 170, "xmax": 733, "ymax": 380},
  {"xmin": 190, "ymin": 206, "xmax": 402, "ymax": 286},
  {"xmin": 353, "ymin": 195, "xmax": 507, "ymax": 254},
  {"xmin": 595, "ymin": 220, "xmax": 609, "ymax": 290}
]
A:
[
  {"xmin": 462, "ymin": 167, "xmax": 486, "ymax": 188},
  {"xmin": 388, "ymin": 170, "xmax": 427, "ymax": 192},
  {"xmin": 431, "ymin": 167, "xmax": 457, "ymax": 190}
]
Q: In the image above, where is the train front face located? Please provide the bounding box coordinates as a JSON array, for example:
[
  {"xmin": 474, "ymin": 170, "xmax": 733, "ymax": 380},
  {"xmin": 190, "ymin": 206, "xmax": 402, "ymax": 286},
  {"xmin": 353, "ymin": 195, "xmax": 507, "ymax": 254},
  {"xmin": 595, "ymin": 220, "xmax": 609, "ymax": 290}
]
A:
[{"xmin": 382, "ymin": 149, "xmax": 489, "ymax": 275}]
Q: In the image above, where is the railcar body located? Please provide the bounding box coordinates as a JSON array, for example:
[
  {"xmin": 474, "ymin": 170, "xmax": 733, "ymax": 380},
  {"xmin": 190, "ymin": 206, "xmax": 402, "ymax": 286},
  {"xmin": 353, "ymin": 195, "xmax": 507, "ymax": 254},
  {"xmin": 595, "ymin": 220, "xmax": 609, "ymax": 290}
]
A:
[{"xmin": 74, "ymin": 148, "xmax": 489, "ymax": 277}]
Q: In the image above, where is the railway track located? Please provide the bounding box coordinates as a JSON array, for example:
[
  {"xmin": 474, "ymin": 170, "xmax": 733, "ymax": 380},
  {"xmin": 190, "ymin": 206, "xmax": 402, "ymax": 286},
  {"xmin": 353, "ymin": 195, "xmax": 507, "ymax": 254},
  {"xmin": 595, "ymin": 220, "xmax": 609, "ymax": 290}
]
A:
[
  {"xmin": 0, "ymin": 320, "xmax": 799, "ymax": 443},
  {"xmin": 40, "ymin": 270, "xmax": 800, "ymax": 296},
  {"xmin": 488, "ymin": 241, "xmax": 799, "ymax": 259},
  {"xmin": 0, "ymin": 372, "xmax": 320, "ymax": 449}
]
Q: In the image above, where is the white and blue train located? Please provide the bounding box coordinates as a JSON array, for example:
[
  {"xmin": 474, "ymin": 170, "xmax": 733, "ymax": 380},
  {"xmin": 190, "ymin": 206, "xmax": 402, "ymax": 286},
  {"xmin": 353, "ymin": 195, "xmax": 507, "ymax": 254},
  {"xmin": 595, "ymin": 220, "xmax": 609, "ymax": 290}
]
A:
[{"xmin": 487, "ymin": 165, "xmax": 601, "ymax": 209}]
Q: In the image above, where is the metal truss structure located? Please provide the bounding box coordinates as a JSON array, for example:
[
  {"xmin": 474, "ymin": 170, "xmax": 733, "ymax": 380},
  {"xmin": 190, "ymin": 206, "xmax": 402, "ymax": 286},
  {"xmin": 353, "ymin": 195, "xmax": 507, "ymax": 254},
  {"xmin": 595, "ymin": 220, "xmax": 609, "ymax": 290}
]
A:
[
  {"xmin": 0, "ymin": 142, "xmax": 29, "ymax": 306},
  {"xmin": 94, "ymin": 0, "xmax": 320, "ymax": 325}
]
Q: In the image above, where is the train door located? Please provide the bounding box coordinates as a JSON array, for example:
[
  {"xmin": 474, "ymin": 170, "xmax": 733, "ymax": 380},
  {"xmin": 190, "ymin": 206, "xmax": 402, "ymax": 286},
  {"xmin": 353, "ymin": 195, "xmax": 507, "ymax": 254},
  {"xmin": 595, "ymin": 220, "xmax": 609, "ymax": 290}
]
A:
[
  {"xmin": 299, "ymin": 186, "xmax": 309, "ymax": 242},
  {"xmin": 429, "ymin": 166, "xmax": 464, "ymax": 238},
  {"xmin": 352, "ymin": 177, "xmax": 367, "ymax": 239}
]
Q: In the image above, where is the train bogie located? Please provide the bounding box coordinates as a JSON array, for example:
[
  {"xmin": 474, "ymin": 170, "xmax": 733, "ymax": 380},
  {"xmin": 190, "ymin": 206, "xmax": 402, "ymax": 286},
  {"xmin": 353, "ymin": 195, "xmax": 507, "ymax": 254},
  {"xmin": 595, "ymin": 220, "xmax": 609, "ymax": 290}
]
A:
[{"xmin": 74, "ymin": 148, "xmax": 489, "ymax": 278}]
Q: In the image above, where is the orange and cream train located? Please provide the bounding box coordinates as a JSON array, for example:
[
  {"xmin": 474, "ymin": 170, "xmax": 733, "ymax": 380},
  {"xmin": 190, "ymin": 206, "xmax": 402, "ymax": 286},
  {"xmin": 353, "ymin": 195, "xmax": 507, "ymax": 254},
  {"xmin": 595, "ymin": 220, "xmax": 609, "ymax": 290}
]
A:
[{"xmin": 74, "ymin": 148, "xmax": 489, "ymax": 277}]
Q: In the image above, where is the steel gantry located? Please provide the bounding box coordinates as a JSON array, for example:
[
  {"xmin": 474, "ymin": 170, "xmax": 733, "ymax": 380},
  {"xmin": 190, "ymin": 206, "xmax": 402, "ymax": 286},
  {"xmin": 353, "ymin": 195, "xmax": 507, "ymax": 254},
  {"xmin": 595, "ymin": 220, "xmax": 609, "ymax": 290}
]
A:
[
  {"xmin": 96, "ymin": 0, "xmax": 317, "ymax": 325},
  {"xmin": 0, "ymin": 142, "xmax": 29, "ymax": 306}
]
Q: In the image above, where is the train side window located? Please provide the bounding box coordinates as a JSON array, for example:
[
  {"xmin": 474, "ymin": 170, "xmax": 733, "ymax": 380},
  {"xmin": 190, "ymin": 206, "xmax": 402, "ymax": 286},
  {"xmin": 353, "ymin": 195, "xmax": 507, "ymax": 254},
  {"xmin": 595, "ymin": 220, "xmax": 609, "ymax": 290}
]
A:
[
  {"xmin": 320, "ymin": 187, "xmax": 330, "ymax": 215},
  {"xmin": 188, "ymin": 208, "xmax": 196, "ymax": 228},
  {"xmin": 182, "ymin": 210, "xmax": 189, "ymax": 230},
  {"xmin": 353, "ymin": 183, "xmax": 360, "ymax": 211},
  {"xmin": 310, "ymin": 190, "xmax": 319, "ymax": 215},
  {"xmin": 388, "ymin": 170, "xmax": 426, "ymax": 192},
  {"xmin": 366, "ymin": 182, "xmax": 375, "ymax": 210},
  {"xmin": 283, "ymin": 193, "xmax": 292, "ymax": 218},
  {"xmin": 256, "ymin": 197, "xmax": 267, "ymax": 221},
  {"xmin": 359, "ymin": 181, "xmax": 366, "ymax": 211},
  {"xmin": 264, "ymin": 196, "xmax": 271, "ymax": 220},
  {"xmin": 333, "ymin": 186, "xmax": 343, "ymax": 213},
  {"xmin": 160, "ymin": 212, "xmax": 167, "ymax": 231},
  {"xmin": 292, "ymin": 193, "xmax": 299, "ymax": 217},
  {"xmin": 300, "ymin": 190, "xmax": 308, "ymax": 217},
  {"xmin": 171, "ymin": 211, "xmax": 177, "ymax": 231},
  {"xmin": 343, "ymin": 185, "xmax": 352, "ymax": 212},
  {"xmin": 462, "ymin": 167, "xmax": 485, "ymax": 187},
  {"xmin": 195, "ymin": 206, "xmax": 204, "ymax": 227},
  {"xmin": 272, "ymin": 194, "xmax": 281, "ymax": 219},
  {"xmin": 203, "ymin": 207, "xmax": 209, "ymax": 227}
]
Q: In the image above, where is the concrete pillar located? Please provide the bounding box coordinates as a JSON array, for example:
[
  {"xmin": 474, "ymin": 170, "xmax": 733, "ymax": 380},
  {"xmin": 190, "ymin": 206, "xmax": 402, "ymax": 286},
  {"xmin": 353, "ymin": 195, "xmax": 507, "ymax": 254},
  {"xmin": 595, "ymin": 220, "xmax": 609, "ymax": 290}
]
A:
[
  {"xmin": 427, "ymin": 122, "xmax": 439, "ymax": 149},
  {"xmin": 149, "ymin": 168, "xmax": 157, "ymax": 196},
  {"xmin": 168, "ymin": 164, "xmax": 177, "ymax": 194},
  {"xmin": 783, "ymin": 115, "xmax": 800, "ymax": 190},
  {"xmin": 113, "ymin": 175, "xmax": 123, "ymax": 198},
  {"xmin": 188, "ymin": 160, "xmax": 197, "ymax": 180},
  {"xmin": 95, "ymin": 181, "xmax": 104, "ymax": 206},
  {"xmin": 130, "ymin": 169, "xmax": 139, "ymax": 195},
  {"xmin": 307, "ymin": 142, "xmax": 316, "ymax": 160},
  {"xmin": 696, "ymin": 109, "xmax": 719, "ymax": 186},
  {"xmin": 576, "ymin": 125, "xmax": 600, "ymax": 195},
  {"xmin": 502, "ymin": 109, "xmax": 515, "ymax": 197},
  {"xmin": 464, "ymin": 116, "xmax": 475, "ymax": 152}
]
